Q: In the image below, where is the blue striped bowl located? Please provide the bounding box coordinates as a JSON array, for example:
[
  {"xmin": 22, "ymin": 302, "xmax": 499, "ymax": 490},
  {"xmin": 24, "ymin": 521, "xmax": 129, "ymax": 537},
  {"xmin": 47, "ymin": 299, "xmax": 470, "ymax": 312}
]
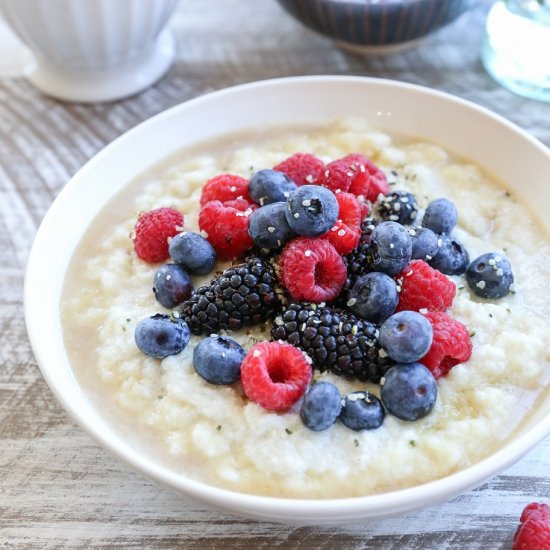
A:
[{"xmin": 277, "ymin": 0, "xmax": 475, "ymax": 52}]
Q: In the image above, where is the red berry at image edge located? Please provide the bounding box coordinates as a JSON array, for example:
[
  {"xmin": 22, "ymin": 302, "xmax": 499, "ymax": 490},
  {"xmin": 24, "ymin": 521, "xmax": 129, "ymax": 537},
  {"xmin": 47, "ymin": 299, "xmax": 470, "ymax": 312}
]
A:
[
  {"xmin": 513, "ymin": 502, "xmax": 550, "ymax": 549},
  {"xmin": 240, "ymin": 341, "xmax": 312, "ymax": 411},
  {"xmin": 273, "ymin": 153, "xmax": 326, "ymax": 186},
  {"xmin": 198, "ymin": 199, "xmax": 256, "ymax": 260},
  {"xmin": 279, "ymin": 237, "xmax": 347, "ymax": 302},
  {"xmin": 322, "ymin": 192, "xmax": 362, "ymax": 255},
  {"xmin": 420, "ymin": 312, "xmax": 472, "ymax": 379},
  {"xmin": 396, "ymin": 260, "xmax": 456, "ymax": 313},
  {"xmin": 133, "ymin": 207, "xmax": 184, "ymax": 263},
  {"xmin": 200, "ymin": 173, "xmax": 251, "ymax": 206}
]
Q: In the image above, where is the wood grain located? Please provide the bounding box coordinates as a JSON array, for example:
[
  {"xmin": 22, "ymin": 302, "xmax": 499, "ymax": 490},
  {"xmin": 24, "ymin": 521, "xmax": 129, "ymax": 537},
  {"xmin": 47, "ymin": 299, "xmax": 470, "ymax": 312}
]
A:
[{"xmin": 1, "ymin": 0, "xmax": 550, "ymax": 547}]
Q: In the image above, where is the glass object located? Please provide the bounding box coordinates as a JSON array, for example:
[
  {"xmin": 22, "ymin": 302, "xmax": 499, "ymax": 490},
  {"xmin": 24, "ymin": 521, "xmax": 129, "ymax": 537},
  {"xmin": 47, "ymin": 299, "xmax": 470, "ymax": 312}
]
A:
[{"xmin": 482, "ymin": 0, "xmax": 550, "ymax": 102}]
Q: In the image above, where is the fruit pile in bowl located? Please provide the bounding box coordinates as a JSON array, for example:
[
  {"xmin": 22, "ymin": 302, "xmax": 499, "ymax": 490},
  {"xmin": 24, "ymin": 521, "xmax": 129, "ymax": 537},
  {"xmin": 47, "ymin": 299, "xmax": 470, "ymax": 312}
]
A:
[{"xmin": 131, "ymin": 151, "xmax": 515, "ymax": 434}]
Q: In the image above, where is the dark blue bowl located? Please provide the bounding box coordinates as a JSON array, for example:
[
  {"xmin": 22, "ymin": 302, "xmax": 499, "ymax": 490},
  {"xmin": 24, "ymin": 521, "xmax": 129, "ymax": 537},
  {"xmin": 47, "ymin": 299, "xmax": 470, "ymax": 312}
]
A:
[{"xmin": 277, "ymin": 0, "xmax": 475, "ymax": 52}]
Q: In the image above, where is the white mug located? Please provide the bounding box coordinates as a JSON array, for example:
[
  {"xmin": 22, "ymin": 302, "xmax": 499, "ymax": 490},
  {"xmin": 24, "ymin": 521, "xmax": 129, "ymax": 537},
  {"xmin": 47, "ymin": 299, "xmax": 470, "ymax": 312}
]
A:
[{"xmin": 0, "ymin": 0, "xmax": 179, "ymax": 102}]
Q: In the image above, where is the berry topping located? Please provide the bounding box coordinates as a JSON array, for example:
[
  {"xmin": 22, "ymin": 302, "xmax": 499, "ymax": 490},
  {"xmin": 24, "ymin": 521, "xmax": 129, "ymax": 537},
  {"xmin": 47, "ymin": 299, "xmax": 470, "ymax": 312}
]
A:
[
  {"xmin": 379, "ymin": 311, "xmax": 433, "ymax": 364},
  {"xmin": 340, "ymin": 391, "xmax": 385, "ymax": 431},
  {"xmin": 249, "ymin": 169, "xmax": 297, "ymax": 205},
  {"xmin": 279, "ymin": 237, "xmax": 346, "ymax": 302},
  {"xmin": 240, "ymin": 341, "xmax": 311, "ymax": 412},
  {"xmin": 198, "ymin": 199, "xmax": 256, "ymax": 260},
  {"xmin": 182, "ymin": 257, "xmax": 282, "ymax": 335},
  {"xmin": 420, "ymin": 312, "xmax": 472, "ymax": 378},
  {"xmin": 300, "ymin": 381, "xmax": 342, "ymax": 431},
  {"xmin": 409, "ymin": 226, "xmax": 439, "ymax": 261},
  {"xmin": 133, "ymin": 207, "xmax": 184, "ymax": 263},
  {"xmin": 396, "ymin": 260, "xmax": 456, "ymax": 313},
  {"xmin": 376, "ymin": 191, "xmax": 419, "ymax": 225},
  {"xmin": 348, "ymin": 272, "xmax": 399, "ymax": 323},
  {"xmin": 381, "ymin": 362, "xmax": 437, "ymax": 421},
  {"xmin": 193, "ymin": 335, "xmax": 245, "ymax": 385},
  {"xmin": 273, "ymin": 153, "xmax": 325, "ymax": 186},
  {"xmin": 272, "ymin": 302, "xmax": 394, "ymax": 383},
  {"xmin": 370, "ymin": 221, "xmax": 413, "ymax": 276},
  {"xmin": 429, "ymin": 234, "xmax": 470, "ymax": 276},
  {"xmin": 321, "ymin": 191, "xmax": 362, "ymax": 255},
  {"xmin": 153, "ymin": 264, "xmax": 193, "ymax": 309},
  {"xmin": 422, "ymin": 197, "xmax": 458, "ymax": 235},
  {"xmin": 200, "ymin": 174, "xmax": 251, "ymax": 207},
  {"xmin": 285, "ymin": 185, "xmax": 339, "ymax": 237},
  {"xmin": 134, "ymin": 313, "xmax": 190, "ymax": 358},
  {"xmin": 466, "ymin": 252, "xmax": 514, "ymax": 299},
  {"xmin": 513, "ymin": 502, "xmax": 550, "ymax": 550},
  {"xmin": 169, "ymin": 231, "xmax": 217, "ymax": 275},
  {"xmin": 346, "ymin": 154, "xmax": 389, "ymax": 201},
  {"xmin": 248, "ymin": 202, "xmax": 296, "ymax": 250}
]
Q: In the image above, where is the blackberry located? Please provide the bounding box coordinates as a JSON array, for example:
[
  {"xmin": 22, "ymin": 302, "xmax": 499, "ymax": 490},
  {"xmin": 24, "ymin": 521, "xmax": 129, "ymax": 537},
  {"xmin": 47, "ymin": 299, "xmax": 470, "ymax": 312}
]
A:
[
  {"xmin": 272, "ymin": 302, "xmax": 394, "ymax": 383},
  {"xmin": 376, "ymin": 191, "xmax": 419, "ymax": 225},
  {"xmin": 182, "ymin": 257, "xmax": 283, "ymax": 335},
  {"xmin": 339, "ymin": 218, "xmax": 378, "ymax": 301}
]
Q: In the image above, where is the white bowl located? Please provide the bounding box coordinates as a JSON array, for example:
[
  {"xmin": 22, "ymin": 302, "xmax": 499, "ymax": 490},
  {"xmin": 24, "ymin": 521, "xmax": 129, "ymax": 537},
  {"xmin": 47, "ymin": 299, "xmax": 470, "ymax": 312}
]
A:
[{"xmin": 25, "ymin": 76, "xmax": 550, "ymax": 524}]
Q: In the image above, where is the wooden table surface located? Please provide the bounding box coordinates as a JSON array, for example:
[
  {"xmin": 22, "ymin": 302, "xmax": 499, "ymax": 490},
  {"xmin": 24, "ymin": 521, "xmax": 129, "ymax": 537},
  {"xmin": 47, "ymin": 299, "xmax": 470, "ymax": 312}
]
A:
[{"xmin": 2, "ymin": 1, "xmax": 550, "ymax": 548}]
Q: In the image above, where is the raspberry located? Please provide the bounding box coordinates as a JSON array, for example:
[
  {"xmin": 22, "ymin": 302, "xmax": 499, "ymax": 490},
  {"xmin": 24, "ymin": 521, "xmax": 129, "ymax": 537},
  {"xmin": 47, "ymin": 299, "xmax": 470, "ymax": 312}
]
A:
[
  {"xmin": 322, "ymin": 192, "xmax": 362, "ymax": 255},
  {"xmin": 514, "ymin": 503, "xmax": 550, "ymax": 550},
  {"xmin": 344, "ymin": 154, "xmax": 389, "ymax": 202},
  {"xmin": 279, "ymin": 237, "xmax": 347, "ymax": 302},
  {"xmin": 240, "ymin": 341, "xmax": 311, "ymax": 411},
  {"xmin": 198, "ymin": 199, "xmax": 256, "ymax": 260},
  {"xmin": 273, "ymin": 153, "xmax": 325, "ymax": 186},
  {"xmin": 200, "ymin": 174, "xmax": 251, "ymax": 207},
  {"xmin": 420, "ymin": 312, "xmax": 472, "ymax": 378},
  {"xmin": 396, "ymin": 260, "xmax": 456, "ymax": 312},
  {"xmin": 133, "ymin": 207, "xmax": 184, "ymax": 263}
]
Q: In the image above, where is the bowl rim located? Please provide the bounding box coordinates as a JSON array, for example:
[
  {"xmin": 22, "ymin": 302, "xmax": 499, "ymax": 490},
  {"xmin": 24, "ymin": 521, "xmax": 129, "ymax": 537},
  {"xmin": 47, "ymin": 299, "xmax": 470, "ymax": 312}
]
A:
[{"xmin": 25, "ymin": 75, "xmax": 550, "ymax": 521}]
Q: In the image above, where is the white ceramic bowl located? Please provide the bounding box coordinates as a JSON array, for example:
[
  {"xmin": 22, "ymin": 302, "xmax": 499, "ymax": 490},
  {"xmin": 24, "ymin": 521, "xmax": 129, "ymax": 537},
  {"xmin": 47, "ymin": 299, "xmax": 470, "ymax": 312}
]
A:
[{"xmin": 25, "ymin": 76, "xmax": 550, "ymax": 524}]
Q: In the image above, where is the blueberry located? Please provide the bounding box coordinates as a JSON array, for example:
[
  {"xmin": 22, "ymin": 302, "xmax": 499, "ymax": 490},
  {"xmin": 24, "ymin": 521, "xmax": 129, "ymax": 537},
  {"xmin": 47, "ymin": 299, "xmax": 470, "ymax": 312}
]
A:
[
  {"xmin": 381, "ymin": 362, "xmax": 437, "ymax": 421},
  {"xmin": 153, "ymin": 264, "xmax": 193, "ymax": 308},
  {"xmin": 249, "ymin": 169, "xmax": 297, "ymax": 206},
  {"xmin": 422, "ymin": 198, "xmax": 458, "ymax": 234},
  {"xmin": 348, "ymin": 272, "xmax": 398, "ymax": 323},
  {"xmin": 409, "ymin": 227, "xmax": 439, "ymax": 261},
  {"xmin": 169, "ymin": 231, "xmax": 216, "ymax": 275},
  {"xmin": 379, "ymin": 311, "xmax": 433, "ymax": 363},
  {"xmin": 193, "ymin": 335, "xmax": 245, "ymax": 384},
  {"xmin": 300, "ymin": 381, "xmax": 342, "ymax": 431},
  {"xmin": 286, "ymin": 185, "xmax": 339, "ymax": 237},
  {"xmin": 340, "ymin": 391, "xmax": 385, "ymax": 431},
  {"xmin": 134, "ymin": 314, "xmax": 190, "ymax": 358},
  {"xmin": 376, "ymin": 191, "xmax": 419, "ymax": 225},
  {"xmin": 248, "ymin": 202, "xmax": 296, "ymax": 249},
  {"xmin": 466, "ymin": 252, "xmax": 514, "ymax": 299},
  {"xmin": 370, "ymin": 221, "xmax": 413, "ymax": 276},
  {"xmin": 429, "ymin": 234, "xmax": 470, "ymax": 275}
]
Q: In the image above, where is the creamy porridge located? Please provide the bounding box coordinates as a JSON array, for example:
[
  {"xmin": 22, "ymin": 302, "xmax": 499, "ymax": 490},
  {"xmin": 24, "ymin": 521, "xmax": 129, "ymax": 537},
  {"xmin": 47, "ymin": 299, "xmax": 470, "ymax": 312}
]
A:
[{"xmin": 61, "ymin": 119, "xmax": 550, "ymax": 498}]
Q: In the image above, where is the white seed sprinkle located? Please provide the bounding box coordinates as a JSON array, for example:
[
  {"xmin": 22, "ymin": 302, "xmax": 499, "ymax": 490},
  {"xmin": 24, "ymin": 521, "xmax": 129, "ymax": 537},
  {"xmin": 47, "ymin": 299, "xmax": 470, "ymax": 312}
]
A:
[
  {"xmin": 426, "ymin": 255, "xmax": 433, "ymax": 260},
  {"xmin": 488, "ymin": 258, "xmax": 496, "ymax": 266},
  {"xmin": 380, "ymin": 377, "xmax": 386, "ymax": 385},
  {"xmin": 337, "ymin": 229, "xmax": 346, "ymax": 237},
  {"xmin": 411, "ymin": 211, "xmax": 417, "ymax": 219},
  {"xmin": 301, "ymin": 323, "xmax": 306, "ymax": 331},
  {"xmin": 305, "ymin": 174, "xmax": 315, "ymax": 183},
  {"xmin": 172, "ymin": 311, "xmax": 180, "ymax": 318},
  {"xmin": 230, "ymin": 186, "xmax": 237, "ymax": 192},
  {"xmin": 379, "ymin": 348, "xmax": 388, "ymax": 358},
  {"xmin": 438, "ymin": 238, "xmax": 443, "ymax": 247},
  {"xmin": 401, "ymin": 196, "xmax": 409, "ymax": 203},
  {"xmin": 331, "ymin": 226, "xmax": 338, "ymax": 232},
  {"xmin": 305, "ymin": 250, "xmax": 312, "ymax": 257},
  {"xmin": 221, "ymin": 352, "xmax": 226, "ymax": 358},
  {"xmin": 389, "ymin": 214, "xmax": 399, "ymax": 221},
  {"xmin": 346, "ymin": 171, "xmax": 354, "ymax": 177},
  {"xmin": 253, "ymin": 350, "xmax": 261, "ymax": 358},
  {"xmin": 419, "ymin": 308, "xmax": 428, "ymax": 314},
  {"xmin": 267, "ymin": 226, "xmax": 276, "ymax": 233},
  {"xmin": 283, "ymin": 191, "xmax": 290, "ymax": 198},
  {"xmin": 476, "ymin": 281, "xmax": 486, "ymax": 289},
  {"xmin": 409, "ymin": 229, "xmax": 416, "ymax": 236},
  {"xmin": 389, "ymin": 243, "xmax": 395, "ymax": 249},
  {"xmin": 338, "ymin": 321, "xmax": 343, "ymax": 332},
  {"xmin": 275, "ymin": 316, "xmax": 284, "ymax": 326},
  {"xmin": 166, "ymin": 274, "xmax": 172, "ymax": 281},
  {"xmin": 496, "ymin": 268, "xmax": 504, "ymax": 277},
  {"xmin": 509, "ymin": 283, "xmax": 517, "ymax": 292},
  {"xmin": 294, "ymin": 212, "xmax": 300, "ymax": 218},
  {"xmin": 200, "ymin": 230, "xmax": 209, "ymax": 238},
  {"xmin": 347, "ymin": 298, "xmax": 357, "ymax": 307},
  {"xmin": 351, "ymin": 325, "xmax": 358, "ymax": 335},
  {"xmin": 302, "ymin": 199, "xmax": 311, "ymax": 207},
  {"xmin": 394, "ymin": 202, "xmax": 401, "ymax": 211},
  {"xmin": 348, "ymin": 392, "xmax": 365, "ymax": 402}
]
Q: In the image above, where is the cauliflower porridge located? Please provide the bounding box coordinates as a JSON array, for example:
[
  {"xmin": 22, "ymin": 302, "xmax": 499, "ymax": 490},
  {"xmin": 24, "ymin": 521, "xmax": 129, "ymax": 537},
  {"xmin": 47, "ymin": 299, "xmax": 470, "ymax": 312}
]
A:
[{"xmin": 61, "ymin": 119, "xmax": 550, "ymax": 499}]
